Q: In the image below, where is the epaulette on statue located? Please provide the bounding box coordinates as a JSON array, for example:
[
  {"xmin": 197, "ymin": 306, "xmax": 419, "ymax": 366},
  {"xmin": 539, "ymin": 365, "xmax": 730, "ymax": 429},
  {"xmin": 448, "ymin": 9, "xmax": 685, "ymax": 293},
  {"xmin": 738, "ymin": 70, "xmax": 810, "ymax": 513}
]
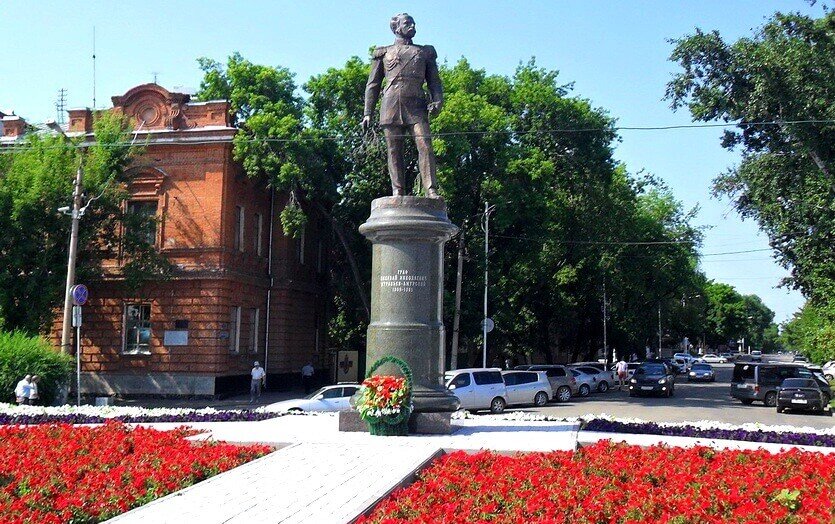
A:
[
  {"xmin": 422, "ymin": 45, "xmax": 437, "ymax": 60},
  {"xmin": 371, "ymin": 46, "xmax": 389, "ymax": 59}
]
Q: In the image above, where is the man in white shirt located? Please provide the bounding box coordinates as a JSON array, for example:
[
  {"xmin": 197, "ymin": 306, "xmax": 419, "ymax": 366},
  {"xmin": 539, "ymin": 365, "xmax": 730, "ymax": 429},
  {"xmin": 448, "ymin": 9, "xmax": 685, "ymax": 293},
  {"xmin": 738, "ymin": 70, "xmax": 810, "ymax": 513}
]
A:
[
  {"xmin": 250, "ymin": 362, "xmax": 266, "ymax": 403},
  {"xmin": 301, "ymin": 362, "xmax": 315, "ymax": 394},
  {"xmin": 615, "ymin": 359, "xmax": 629, "ymax": 390},
  {"xmin": 14, "ymin": 375, "xmax": 32, "ymax": 405}
]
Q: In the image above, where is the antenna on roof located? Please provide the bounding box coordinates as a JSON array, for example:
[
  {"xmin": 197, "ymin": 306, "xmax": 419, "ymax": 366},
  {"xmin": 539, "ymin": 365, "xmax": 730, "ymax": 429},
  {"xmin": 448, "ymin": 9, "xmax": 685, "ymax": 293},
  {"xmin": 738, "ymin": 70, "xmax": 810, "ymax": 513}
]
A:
[
  {"xmin": 92, "ymin": 26, "xmax": 97, "ymax": 109},
  {"xmin": 152, "ymin": 71, "xmax": 159, "ymax": 84},
  {"xmin": 55, "ymin": 88, "xmax": 67, "ymax": 125}
]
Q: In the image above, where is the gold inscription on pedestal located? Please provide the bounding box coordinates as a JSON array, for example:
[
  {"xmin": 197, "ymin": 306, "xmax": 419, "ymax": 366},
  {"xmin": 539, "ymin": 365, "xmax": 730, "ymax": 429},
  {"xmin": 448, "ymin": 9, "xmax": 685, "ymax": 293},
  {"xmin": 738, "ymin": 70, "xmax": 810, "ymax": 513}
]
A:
[{"xmin": 380, "ymin": 269, "xmax": 428, "ymax": 293}]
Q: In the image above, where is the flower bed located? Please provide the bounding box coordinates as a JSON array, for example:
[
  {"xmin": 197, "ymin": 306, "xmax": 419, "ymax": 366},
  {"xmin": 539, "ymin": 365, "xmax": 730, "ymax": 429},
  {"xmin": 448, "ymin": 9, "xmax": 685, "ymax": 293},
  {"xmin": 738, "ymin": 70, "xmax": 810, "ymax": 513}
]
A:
[
  {"xmin": 583, "ymin": 418, "xmax": 835, "ymax": 448},
  {"xmin": 0, "ymin": 422, "xmax": 271, "ymax": 523},
  {"xmin": 0, "ymin": 403, "xmax": 289, "ymax": 425},
  {"xmin": 359, "ymin": 441, "xmax": 835, "ymax": 523}
]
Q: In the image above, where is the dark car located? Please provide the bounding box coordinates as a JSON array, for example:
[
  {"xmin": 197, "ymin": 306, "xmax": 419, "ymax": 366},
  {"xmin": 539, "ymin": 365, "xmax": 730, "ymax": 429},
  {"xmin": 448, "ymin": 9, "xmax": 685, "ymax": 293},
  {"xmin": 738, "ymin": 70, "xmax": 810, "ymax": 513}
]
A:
[
  {"xmin": 628, "ymin": 362, "xmax": 676, "ymax": 397},
  {"xmin": 731, "ymin": 363, "xmax": 832, "ymax": 407},
  {"xmin": 688, "ymin": 363, "xmax": 715, "ymax": 382},
  {"xmin": 792, "ymin": 355, "xmax": 809, "ymax": 363},
  {"xmin": 776, "ymin": 378, "xmax": 829, "ymax": 413}
]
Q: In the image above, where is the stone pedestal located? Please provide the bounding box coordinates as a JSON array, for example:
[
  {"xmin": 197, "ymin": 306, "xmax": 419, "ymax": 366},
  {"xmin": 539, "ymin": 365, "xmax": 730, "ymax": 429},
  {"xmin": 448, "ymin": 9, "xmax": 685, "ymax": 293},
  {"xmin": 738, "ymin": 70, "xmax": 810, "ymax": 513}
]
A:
[
  {"xmin": 338, "ymin": 410, "xmax": 454, "ymax": 435},
  {"xmin": 359, "ymin": 196, "xmax": 460, "ymax": 413}
]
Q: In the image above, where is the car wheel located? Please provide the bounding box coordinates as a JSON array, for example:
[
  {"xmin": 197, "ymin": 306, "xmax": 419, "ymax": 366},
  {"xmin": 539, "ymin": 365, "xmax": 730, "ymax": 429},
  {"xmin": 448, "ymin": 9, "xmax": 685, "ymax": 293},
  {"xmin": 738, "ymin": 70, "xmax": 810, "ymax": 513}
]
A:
[
  {"xmin": 288, "ymin": 407, "xmax": 303, "ymax": 412},
  {"xmin": 534, "ymin": 391, "xmax": 549, "ymax": 407},
  {"xmin": 579, "ymin": 384, "xmax": 590, "ymax": 397},
  {"xmin": 556, "ymin": 386, "xmax": 571, "ymax": 403},
  {"xmin": 628, "ymin": 390, "xmax": 636, "ymax": 397},
  {"xmin": 776, "ymin": 406, "xmax": 784, "ymax": 414},
  {"xmin": 598, "ymin": 381, "xmax": 609, "ymax": 393},
  {"xmin": 741, "ymin": 399, "xmax": 754, "ymax": 405},
  {"xmin": 668, "ymin": 386, "xmax": 674, "ymax": 397},
  {"xmin": 764, "ymin": 391, "xmax": 778, "ymax": 408},
  {"xmin": 823, "ymin": 394, "xmax": 831, "ymax": 407},
  {"xmin": 825, "ymin": 374, "xmax": 834, "ymax": 381},
  {"xmin": 490, "ymin": 397, "xmax": 506, "ymax": 414}
]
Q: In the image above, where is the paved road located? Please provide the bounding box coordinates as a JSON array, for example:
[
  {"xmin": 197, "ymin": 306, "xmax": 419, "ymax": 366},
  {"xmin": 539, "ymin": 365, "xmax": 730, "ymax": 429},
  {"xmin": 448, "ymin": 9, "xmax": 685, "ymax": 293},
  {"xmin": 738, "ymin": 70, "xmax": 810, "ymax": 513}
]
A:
[{"xmin": 522, "ymin": 361, "xmax": 835, "ymax": 430}]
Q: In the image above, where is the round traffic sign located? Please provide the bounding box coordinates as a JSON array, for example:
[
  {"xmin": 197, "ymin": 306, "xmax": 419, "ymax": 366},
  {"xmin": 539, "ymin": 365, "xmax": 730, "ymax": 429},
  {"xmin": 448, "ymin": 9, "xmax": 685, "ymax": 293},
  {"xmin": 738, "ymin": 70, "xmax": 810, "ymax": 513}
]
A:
[
  {"xmin": 71, "ymin": 284, "xmax": 88, "ymax": 306},
  {"xmin": 481, "ymin": 317, "xmax": 495, "ymax": 333}
]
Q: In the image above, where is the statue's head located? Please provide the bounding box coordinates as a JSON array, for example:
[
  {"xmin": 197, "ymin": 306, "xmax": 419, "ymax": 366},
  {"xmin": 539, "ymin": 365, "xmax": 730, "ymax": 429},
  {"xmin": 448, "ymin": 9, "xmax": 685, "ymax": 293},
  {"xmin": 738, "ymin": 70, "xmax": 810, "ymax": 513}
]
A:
[{"xmin": 390, "ymin": 13, "xmax": 416, "ymax": 39}]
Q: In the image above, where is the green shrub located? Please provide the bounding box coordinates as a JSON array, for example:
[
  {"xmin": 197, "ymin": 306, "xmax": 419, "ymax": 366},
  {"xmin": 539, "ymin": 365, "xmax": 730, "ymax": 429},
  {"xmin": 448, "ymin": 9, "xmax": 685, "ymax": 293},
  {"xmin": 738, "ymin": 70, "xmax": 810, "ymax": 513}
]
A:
[{"xmin": 0, "ymin": 331, "xmax": 72, "ymax": 405}]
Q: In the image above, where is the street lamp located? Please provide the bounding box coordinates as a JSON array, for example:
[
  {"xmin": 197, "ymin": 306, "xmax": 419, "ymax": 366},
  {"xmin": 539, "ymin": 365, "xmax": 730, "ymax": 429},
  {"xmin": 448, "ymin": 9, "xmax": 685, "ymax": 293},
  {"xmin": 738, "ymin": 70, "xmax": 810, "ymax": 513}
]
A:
[{"xmin": 481, "ymin": 202, "xmax": 496, "ymax": 368}]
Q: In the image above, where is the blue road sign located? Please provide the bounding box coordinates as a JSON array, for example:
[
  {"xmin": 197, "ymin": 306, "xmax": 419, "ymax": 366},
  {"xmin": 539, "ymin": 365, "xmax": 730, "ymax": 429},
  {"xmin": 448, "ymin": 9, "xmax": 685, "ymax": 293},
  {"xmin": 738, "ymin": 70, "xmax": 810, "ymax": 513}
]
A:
[{"xmin": 71, "ymin": 284, "xmax": 88, "ymax": 306}]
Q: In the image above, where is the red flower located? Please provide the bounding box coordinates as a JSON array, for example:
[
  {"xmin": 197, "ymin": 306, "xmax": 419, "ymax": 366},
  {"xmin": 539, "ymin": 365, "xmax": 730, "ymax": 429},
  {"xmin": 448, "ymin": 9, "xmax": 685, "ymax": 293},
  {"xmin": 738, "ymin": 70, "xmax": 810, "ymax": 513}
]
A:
[{"xmin": 0, "ymin": 422, "xmax": 271, "ymax": 523}]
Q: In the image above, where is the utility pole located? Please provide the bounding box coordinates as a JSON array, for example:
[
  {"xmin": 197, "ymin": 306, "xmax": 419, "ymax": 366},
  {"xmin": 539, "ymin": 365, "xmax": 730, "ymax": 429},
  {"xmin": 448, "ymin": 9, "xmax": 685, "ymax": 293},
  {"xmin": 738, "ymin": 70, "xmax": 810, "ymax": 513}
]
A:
[
  {"xmin": 60, "ymin": 165, "xmax": 84, "ymax": 354},
  {"xmin": 602, "ymin": 281, "xmax": 608, "ymax": 366},
  {"xmin": 481, "ymin": 202, "xmax": 496, "ymax": 368},
  {"xmin": 658, "ymin": 303, "xmax": 662, "ymax": 355},
  {"xmin": 450, "ymin": 224, "xmax": 465, "ymax": 370}
]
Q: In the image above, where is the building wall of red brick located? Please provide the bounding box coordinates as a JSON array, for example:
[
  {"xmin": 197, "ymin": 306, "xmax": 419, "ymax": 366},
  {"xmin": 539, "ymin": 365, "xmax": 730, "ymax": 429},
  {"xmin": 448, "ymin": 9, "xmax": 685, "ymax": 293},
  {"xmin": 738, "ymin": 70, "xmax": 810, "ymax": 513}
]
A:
[{"xmin": 50, "ymin": 84, "xmax": 329, "ymax": 396}]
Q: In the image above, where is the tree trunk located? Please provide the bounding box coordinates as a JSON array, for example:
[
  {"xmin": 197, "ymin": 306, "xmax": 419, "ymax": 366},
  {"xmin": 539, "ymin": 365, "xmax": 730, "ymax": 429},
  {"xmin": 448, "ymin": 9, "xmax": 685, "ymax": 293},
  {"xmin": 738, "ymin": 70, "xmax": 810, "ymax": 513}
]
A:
[{"xmin": 311, "ymin": 202, "xmax": 370, "ymax": 321}]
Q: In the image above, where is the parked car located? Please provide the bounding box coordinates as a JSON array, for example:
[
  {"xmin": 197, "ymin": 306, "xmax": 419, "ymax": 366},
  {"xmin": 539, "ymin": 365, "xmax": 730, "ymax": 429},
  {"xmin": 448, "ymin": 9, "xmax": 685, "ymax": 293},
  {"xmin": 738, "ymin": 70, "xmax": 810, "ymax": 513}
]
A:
[
  {"xmin": 628, "ymin": 362, "xmax": 676, "ymax": 397},
  {"xmin": 698, "ymin": 354, "xmax": 728, "ymax": 364},
  {"xmin": 445, "ymin": 368, "xmax": 509, "ymax": 413},
  {"xmin": 776, "ymin": 378, "xmax": 829, "ymax": 414},
  {"xmin": 445, "ymin": 368, "xmax": 508, "ymax": 413},
  {"xmin": 823, "ymin": 361, "xmax": 835, "ymax": 381},
  {"xmin": 672, "ymin": 357, "xmax": 690, "ymax": 374},
  {"xmin": 674, "ymin": 353, "xmax": 696, "ymax": 365},
  {"xmin": 687, "ymin": 363, "xmax": 716, "ymax": 382},
  {"xmin": 731, "ymin": 363, "xmax": 832, "ymax": 407},
  {"xmin": 528, "ymin": 365, "xmax": 577, "ymax": 402},
  {"xmin": 513, "ymin": 364, "xmax": 532, "ymax": 371},
  {"xmin": 719, "ymin": 352, "xmax": 734, "ymax": 360},
  {"xmin": 500, "ymin": 371, "xmax": 553, "ymax": 407},
  {"xmin": 750, "ymin": 350, "xmax": 763, "ymax": 362},
  {"xmin": 792, "ymin": 354, "xmax": 809, "ymax": 363},
  {"xmin": 571, "ymin": 365, "xmax": 615, "ymax": 392},
  {"xmin": 569, "ymin": 369, "xmax": 598, "ymax": 397},
  {"xmin": 570, "ymin": 361, "xmax": 607, "ymax": 372},
  {"xmin": 271, "ymin": 383, "xmax": 361, "ymax": 412}
]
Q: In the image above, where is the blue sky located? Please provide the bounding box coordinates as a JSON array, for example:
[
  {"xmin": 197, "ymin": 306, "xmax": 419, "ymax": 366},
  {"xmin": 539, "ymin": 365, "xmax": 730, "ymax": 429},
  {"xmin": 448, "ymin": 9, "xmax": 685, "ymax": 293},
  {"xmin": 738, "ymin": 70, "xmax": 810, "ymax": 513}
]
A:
[{"xmin": 0, "ymin": 1, "xmax": 821, "ymax": 323}]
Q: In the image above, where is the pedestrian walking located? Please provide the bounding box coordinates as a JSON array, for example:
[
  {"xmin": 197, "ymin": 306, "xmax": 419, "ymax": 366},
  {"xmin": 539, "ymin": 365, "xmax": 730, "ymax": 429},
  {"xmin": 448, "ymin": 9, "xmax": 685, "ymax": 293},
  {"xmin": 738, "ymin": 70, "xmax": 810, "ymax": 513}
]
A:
[
  {"xmin": 301, "ymin": 362, "xmax": 315, "ymax": 394},
  {"xmin": 27, "ymin": 375, "xmax": 40, "ymax": 405},
  {"xmin": 616, "ymin": 359, "xmax": 629, "ymax": 390},
  {"xmin": 250, "ymin": 362, "xmax": 265, "ymax": 403},
  {"xmin": 14, "ymin": 375, "xmax": 32, "ymax": 405}
]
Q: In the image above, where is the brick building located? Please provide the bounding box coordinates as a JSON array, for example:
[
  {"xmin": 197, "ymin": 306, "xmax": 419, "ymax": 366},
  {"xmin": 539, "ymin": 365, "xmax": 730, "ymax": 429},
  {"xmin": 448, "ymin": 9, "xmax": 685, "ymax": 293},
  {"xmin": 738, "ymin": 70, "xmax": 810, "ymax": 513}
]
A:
[{"xmin": 45, "ymin": 84, "xmax": 328, "ymax": 396}]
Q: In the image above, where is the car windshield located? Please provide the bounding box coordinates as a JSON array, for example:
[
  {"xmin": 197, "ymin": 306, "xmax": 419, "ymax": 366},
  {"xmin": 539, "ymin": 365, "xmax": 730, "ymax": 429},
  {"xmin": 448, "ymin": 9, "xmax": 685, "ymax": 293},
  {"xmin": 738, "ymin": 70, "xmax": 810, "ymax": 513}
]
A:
[
  {"xmin": 782, "ymin": 378, "xmax": 815, "ymax": 388},
  {"xmin": 636, "ymin": 364, "xmax": 665, "ymax": 375},
  {"xmin": 304, "ymin": 387, "xmax": 327, "ymax": 400},
  {"xmin": 692, "ymin": 364, "xmax": 711, "ymax": 371}
]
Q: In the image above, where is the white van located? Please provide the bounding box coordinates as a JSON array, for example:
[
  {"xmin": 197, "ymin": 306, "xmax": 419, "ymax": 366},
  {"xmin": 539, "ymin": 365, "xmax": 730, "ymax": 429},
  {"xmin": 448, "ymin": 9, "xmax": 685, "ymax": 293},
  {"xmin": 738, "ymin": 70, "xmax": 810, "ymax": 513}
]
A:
[
  {"xmin": 500, "ymin": 370, "xmax": 553, "ymax": 407},
  {"xmin": 444, "ymin": 368, "xmax": 508, "ymax": 413}
]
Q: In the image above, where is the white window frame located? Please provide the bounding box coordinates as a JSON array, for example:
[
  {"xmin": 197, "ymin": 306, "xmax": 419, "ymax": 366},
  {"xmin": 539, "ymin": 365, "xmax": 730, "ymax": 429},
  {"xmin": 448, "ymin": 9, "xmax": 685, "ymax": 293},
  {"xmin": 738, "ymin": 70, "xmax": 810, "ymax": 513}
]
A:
[
  {"xmin": 234, "ymin": 206, "xmax": 245, "ymax": 252},
  {"xmin": 229, "ymin": 306, "xmax": 241, "ymax": 354},
  {"xmin": 249, "ymin": 308, "xmax": 260, "ymax": 354},
  {"xmin": 254, "ymin": 213, "xmax": 263, "ymax": 256},
  {"xmin": 123, "ymin": 303, "xmax": 152, "ymax": 355},
  {"xmin": 297, "ymin": 226, "xmax": 306, "ymax": 265}
]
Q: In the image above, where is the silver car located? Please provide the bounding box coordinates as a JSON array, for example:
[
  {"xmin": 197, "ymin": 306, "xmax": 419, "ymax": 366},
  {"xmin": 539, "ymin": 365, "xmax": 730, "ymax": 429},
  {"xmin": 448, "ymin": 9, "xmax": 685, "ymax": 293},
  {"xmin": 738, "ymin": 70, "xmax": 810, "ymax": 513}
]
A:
[
  {"xmin": 500, "ymin": 370, "xmax": 553, "ymax": 407},
  {"xmin": 570, "ymin": 365, "xmax": 616, "ymax": 393},
  {"xmin": 527, "ymin": 365, "xmax": 577, "ymax": 402},
  {"xmin": 569, "ymin": 369, "xmax": 596, "ymax": 397}
]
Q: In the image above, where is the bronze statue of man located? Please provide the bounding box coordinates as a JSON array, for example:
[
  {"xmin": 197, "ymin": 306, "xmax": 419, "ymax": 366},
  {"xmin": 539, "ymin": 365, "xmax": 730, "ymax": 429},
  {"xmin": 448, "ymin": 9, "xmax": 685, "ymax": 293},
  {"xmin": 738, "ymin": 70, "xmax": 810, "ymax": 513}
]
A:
[{"xmin": 362, "ymin": 13, "xmax": 443, "ymax": 198}]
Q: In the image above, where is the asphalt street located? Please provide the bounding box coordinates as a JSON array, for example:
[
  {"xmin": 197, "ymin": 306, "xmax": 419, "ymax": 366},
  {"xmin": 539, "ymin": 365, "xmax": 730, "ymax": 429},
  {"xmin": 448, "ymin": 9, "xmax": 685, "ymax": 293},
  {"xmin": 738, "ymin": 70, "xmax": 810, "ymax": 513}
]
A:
[{"xmin": 523, "ymin": 360, "xmax": 835, "ymax": 430}]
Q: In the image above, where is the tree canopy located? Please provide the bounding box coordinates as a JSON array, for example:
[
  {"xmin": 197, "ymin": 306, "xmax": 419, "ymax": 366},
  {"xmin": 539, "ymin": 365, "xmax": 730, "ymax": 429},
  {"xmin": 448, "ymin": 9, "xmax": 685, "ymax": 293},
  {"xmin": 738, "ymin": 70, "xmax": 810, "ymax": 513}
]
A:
[
  {"xmin": 667, "ymin": 9, "xmax": 835, "ymax": 361},
  {"xmin": 0, "ymin": 113, "xmax": 170, "ymax": 333},
  {"xmin": 197, "ymin": 52, "xmax": 777, "ymax": 364}
]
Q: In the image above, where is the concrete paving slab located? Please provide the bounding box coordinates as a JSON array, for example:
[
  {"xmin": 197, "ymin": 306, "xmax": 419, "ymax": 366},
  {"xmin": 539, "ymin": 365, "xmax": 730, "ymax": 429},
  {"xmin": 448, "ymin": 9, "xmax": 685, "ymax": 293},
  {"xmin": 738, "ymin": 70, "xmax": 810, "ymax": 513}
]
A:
[{"xmin": 105, "ymin": 441, "xmax": 441, "ymax": 524}]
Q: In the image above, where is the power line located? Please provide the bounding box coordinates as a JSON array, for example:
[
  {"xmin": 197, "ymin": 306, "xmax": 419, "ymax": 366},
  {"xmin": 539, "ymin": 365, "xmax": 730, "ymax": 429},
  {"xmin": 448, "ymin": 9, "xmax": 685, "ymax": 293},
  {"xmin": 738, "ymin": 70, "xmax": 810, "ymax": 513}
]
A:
[
  {"xmin": 4, "ymin": 118, "xmax": 835, "ymax": 153},
  {"xmin": 493, "ymin": 234, "xmax": 694, "ymax": 246}
]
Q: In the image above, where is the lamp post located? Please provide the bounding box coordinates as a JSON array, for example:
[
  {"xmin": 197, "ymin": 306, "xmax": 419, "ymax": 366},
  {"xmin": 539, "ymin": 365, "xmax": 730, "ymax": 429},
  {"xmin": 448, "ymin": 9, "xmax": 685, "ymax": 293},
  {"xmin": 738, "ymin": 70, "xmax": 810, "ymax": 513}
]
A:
[{"xmin": 481, "ymin": 202, "xmax": 496, "ymax": 368}]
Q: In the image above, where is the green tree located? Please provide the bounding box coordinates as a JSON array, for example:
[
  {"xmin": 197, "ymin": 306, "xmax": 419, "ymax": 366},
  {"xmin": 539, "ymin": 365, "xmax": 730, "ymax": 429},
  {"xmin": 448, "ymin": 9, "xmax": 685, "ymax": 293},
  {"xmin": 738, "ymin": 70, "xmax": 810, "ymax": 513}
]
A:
[
  {"xmin": 0, "ymin": 113, "xmax": 170, "ymax": 334},
  {"xmin": 667, "ymin": 10, "xmax": 835, "ymax": 323}
]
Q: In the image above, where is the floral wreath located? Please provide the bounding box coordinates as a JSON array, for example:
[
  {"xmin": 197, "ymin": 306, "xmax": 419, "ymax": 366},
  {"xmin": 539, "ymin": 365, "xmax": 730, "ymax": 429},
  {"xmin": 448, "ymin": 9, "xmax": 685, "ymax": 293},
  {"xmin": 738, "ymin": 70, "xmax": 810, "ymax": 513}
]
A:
[{"xmin": 356, "ymin": 355, "xmax": 413, "ymax": 426}]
